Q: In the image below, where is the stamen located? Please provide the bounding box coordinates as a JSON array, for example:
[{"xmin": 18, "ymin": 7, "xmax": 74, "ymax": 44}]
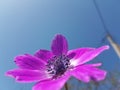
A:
[{"xmin": 46, "ymin": 55, "xmax": 70, "ymax": 78}]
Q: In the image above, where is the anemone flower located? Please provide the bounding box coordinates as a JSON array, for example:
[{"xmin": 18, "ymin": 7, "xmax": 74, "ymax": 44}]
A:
[{"xmin": 6, "ymin": 34, "xmax": 109, "ymax": 90}]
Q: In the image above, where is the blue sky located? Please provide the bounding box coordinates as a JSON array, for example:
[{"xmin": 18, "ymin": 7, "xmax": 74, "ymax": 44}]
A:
[{"xmin": 0, "ymin": 0, "xmax": 120, "ymax": 90}]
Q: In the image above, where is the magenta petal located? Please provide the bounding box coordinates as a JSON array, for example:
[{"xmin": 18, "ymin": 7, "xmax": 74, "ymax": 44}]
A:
[
  {"xmin": 34, "ymin": 49, "xmax": 53, "ymax": 62},
  {"xmin": 70, "ymin": 45, "xmax": 109, "ymax": 66},
  {"xmin": 6, "ymin": 69, "xmax": 49, "ymax": 83},
  {"xmin": 71, "ymin": 67, "xmax": 90, "ymax": 82},
  {"xmin": 67, "ymin": 47, "xmax": 95, "ymax": 59},
  {"xmin": 84, "ymin": 63, "xmax": 102, "ymax": 67},
  {"xmin": 71, "ymin": 64, "xmax": 106, "ymax": 82},
  {"xmin": 51, "ymin": 34, "xmax": 68, "ymax": 56},
  {"xmin": 32, "ymin": 75, "xmax": 69, "ymax": 90},
  {"xmin": 15, "ymin": 54, "xmax": 46, "ymax": 70},
  {"xmin": 79, "ymin": 45, "xmax": 109, "ymax": 64}
]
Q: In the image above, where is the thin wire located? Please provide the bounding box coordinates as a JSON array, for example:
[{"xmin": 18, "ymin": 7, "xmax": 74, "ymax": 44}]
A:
[
  {"xmin": 93, "ymin": 0, "xmax": 114, "ymax": 48},
  {"xmin": 93, "ymin": 0, "xmax": 110, "ymax": 34},
  {"xmin": 93, "ymin": 0, "xmax": 119, "ymax": 43}
]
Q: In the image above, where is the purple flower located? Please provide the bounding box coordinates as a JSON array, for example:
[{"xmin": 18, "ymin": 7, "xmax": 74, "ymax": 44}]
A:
[{"xmin": 6, "ymin": 34, "xmax": 109, "ymax": 90}]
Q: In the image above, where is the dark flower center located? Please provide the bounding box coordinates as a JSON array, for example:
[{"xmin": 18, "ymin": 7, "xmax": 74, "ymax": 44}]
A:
[{"xmin": 46, "ymin": 55, "xmax": 70, "ymax": 79}]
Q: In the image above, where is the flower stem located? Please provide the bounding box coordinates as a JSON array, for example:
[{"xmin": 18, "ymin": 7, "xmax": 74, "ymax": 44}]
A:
[{"xmin": 65, "ymin": 82, "xmax": 69, "ymax": 90}]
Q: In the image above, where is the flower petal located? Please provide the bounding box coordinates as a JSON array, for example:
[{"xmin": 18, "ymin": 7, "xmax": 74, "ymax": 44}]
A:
[
  {"xmin": 32, "ymin": 75, "xmax": 70, "ymax": 90},
  {"xmin": 71, "ymin": 64, "xmax": 106, "ymax": 82},
  {"xmin": 51, "ymin": 34, "xmax": 68, "ymax": 56},
  {"xmin": 71, "ymin": 67, "xmax": 90, "ymax": 82},
  {"xmin": 83, "ymin": 63, "xmax": 102, "ymax": 67},
  {"xmin": 15, "ymin": 54, "xmax": 46, "ymax": 70},
  {"xmin": 70, "ymin": 45, "xmax": 109, "ymax": 66},
  {"xmin": 34, "ymin": 49, "xmax": 53, "ymax": 62},
  {"xmin": 6, "ymin": 69, "xmax": 50, "ymax": 83},
  {"xmin": 67, "ymin": 47, "xmax": 95, "ymax": 59}
]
